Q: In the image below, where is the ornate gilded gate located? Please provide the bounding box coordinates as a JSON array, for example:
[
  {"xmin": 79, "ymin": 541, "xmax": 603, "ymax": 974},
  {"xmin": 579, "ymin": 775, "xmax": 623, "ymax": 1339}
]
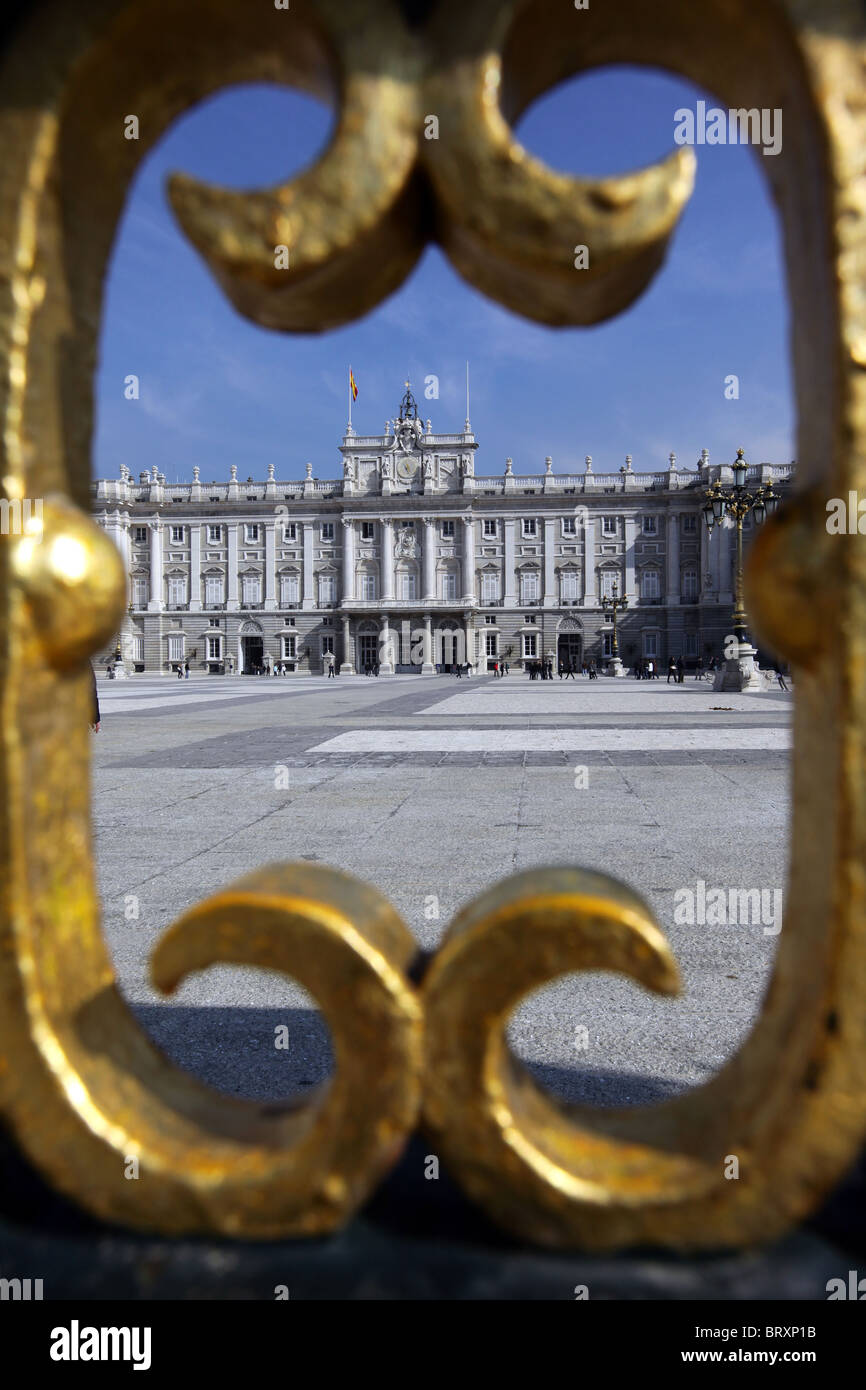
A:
[{"xmin": 1, "ymin": 0, "xmax": 865, "ymax": 1253}]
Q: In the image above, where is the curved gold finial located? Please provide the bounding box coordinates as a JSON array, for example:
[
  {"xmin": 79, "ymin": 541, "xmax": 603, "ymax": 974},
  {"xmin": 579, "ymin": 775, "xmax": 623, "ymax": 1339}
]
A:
[
  {"xmin": 3, "ymin": 854, "xmax": 422, "ymax": 1237},
  {"xmin": 421, "ymin": 0, "xmax": 695, "ymax": 325},
  {"xmin": 421, "ymin": 868, "xmax": 722, "ymax": 1249},
  {"xmin": 167, "ymin": 0, "xmax": 694, "ymax": 331},
  {"xmin": 167, "ymin": 0, "xmax": 426, "ymax": 333},
  {"xmin": 10, "ymin": 498, "xmax": 127, "ymax": 670}
]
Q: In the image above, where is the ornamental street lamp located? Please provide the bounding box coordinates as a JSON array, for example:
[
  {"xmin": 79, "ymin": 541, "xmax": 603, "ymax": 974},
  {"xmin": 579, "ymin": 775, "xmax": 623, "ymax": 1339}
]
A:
[
  {"xmin": 601, "ymin": 577, "xmax": 629, "ymax": 675},
  {"xmin": 702, "ymin": 449, "xmax": 780, "ymax": 645}
]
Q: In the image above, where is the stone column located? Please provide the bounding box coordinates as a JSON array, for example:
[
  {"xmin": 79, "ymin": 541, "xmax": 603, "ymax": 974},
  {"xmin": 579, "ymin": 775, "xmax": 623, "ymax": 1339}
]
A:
[
  {"xmin": 189, "ymin": 522, "xmax": 202, "ymax": 611},
  {"xmin": 380, "ymin": 613, "xmax": 395, "ymax": 675},
  {"xmin": 543, "ymin": 517, "xmax": 556, "ymax": 606},
  {"xmin": 342, "ymin": 518, "xmax": 355, "ymax": 602},
  {"xmin": 264, "ymin": 520, "xmax": 276, "ymax": 610},
  {"xmin": 503, "ymin": 519, "xmax": 516, "ymax": 605},
  {"xmin": 340, "ymin": 614, "xmax": 354, "ymax": 674},
  {"xmin": 462, "ymin": 515, "xmax": 475, "ymax": 601},
  {"xmin": 421, "ymin": 612, "xmax": 435, "ymax": 674},
  {"xmin": 227, "ymin": 523, "xmax": 239, "ymax": 610},
  {"xmin": 666, "ymin": 511, "xmax": 680, "ymax": 604},
  {"xmin": 302, "ymin": 521, "xmax": 314, "ymax": 608},
  {"xmin": 583, "ymin": 511, "xmax": 595, "ymax": 605},
  {"xmin": 464, "ymin": 615, "xmax": 474, "ymax": 669},
  {"xmin": 423, "ymin": 517, "xmax": 436, "ymax": 601},
  {"xmin": 624, "ymin": 515, "xmax": 636, "ymax": 600},
  {"xmin": 382, "ymin": 518, "xmax": 395, "ymax": 601},
  {"xmin": 148, "ymin": 519, "xmax": 163, "ymax": 611}
]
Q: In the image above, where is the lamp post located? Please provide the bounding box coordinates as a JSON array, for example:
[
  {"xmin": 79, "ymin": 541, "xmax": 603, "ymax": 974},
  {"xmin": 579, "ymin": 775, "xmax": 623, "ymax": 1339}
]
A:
[
  {"xmin": 601, "ymin": 577, "xmax": 629, "ymax": 676},
  {"xmin": 703, "ymin": 448, "xmax": 780, "ymax": 690}
]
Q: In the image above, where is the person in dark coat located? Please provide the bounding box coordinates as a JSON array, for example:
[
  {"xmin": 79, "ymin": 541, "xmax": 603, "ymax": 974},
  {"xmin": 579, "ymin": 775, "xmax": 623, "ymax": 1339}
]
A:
[{"xmin": 89, "ymin": 663, "xmax": 100, "ymax": 732}]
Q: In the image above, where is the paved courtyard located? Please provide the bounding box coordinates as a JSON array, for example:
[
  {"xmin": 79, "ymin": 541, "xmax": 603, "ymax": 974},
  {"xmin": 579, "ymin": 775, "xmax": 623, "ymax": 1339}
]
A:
[{"xmin": 92, "ymin": 672, "xmax": 792, "ymax": 1108}]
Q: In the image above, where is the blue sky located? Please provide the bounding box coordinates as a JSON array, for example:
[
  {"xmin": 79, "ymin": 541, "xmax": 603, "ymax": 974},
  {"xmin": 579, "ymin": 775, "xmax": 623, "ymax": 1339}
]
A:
[{"xmin": 95, "ymin": 68, "xmax": 793, "ymax": 483}]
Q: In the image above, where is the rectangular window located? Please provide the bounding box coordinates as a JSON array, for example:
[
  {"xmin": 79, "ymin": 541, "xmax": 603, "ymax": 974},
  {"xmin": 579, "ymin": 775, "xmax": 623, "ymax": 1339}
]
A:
[
  {"xmin": 321, "ymin": 523, "xmax": 335, "ymax": 542},
  {"xmin": 171, "ymin": 526, "xmax": 184, "ymax": 543},
  {"xmin": 205, "ymin": 575, "xmax": 223, "ymax": 605},
  {"xmin": 132, "ymin": 636, "xmax": 144, "ymax": 663},
  {"xmin": 280, "ymin": 574, "xmax": 299, "ymax": 607},
  {"xmin": 360, "ymin": 573, "xmax": 377, "ymax": 600},
  {"xmin": 133, "ymin": 577, "xmax": 148, "ymax": 608},
  {"xmin": 319, "ymin": 574, "xmax": 336, "ymax": 603},
  {"xmin": 642, "ymin": 516, "xmax": 657, "ymax": 535},
  {"xmin": 641, "ymin": 569, "xmax": 660, "ymax": 600},
  {"xmin": 681, "ymin": 569, "xmax": 698, "ymax": 601},
  {"xmin": 207, "ymin": 525, "xmax": 221, "ymax": 543},
  {"xmin": 481, "ymin": 573, "xmax": 499, "ymax": 603},
  {"xmin": 441, "ymin": 573, "xmax": 457, "ymax": 601},
  {"xmin": 520, "ymin": 571, "xmax": 539, "ymax": 604},
  {"xmin": 602, "ymin": 516, "xmax": 617, "ymax": 536},
  {"xmin": 282, "ymin": 635, "xmax": 297, "ymax": 660},
  {"xmin": 483, "ymin": 519, "xmax": 497, "ymax": 538},
  {"xmin": 245, "ymin": 524, "xmax": 260, "ymax": 543},
  {"xmin": 485, "ymin": 632, "xmax": 498, "ymax": 657},
  {"xmin": 133, "ymin": 526, "xmax": 148, "ymax": 544},
  {"xmin": 561, "ymin": 517, "xmax": 576, "ymax": 535},
  {"xmin": 561, "ymin": 571, "xmax": 579, "ymax": 601},
  {"xmin": 602, "ymin": 632, "xmax": 614, "ymax": 658},
  {"xmin": 167, "ymin": 577, "xmax": 186, "ymax": 607},
  {"xmin": 684, "ymin": 632, "xmax": 699, "ymax": 658},
  {"xmin": 400, "ymin": 572, "xmax": 417, "ymax": 600},
  {"xmin": 167, "ymin": 635, "xmax": 184, "ymax": 662},
  {"xmin": 682, "ymin": 514, "xmax": 697, "ymax": 533},
  {"xmin": 360, "ymin": 521, "xmax": 375, "ymax": 541},
  {"xmin": 523, "ymin": 633, "xmax": 538, "ymax": 658},
  {"xmin": 522, "ymin": 519, "xmax": 537, "ymax": 538},
  {"xmin": 322, "ymin": 635, "xmax": 335, "ymax": 656},
  {"xmin": 282, "ymin": 522, "xmax": 297, "ymax": 542},
  {"xmin": 206, "ymin": 635, "xmax": 221, "ymax": 661},
  {"xmin": 643, "ymin": 631, "xmax": 659, "ymax": 658},
  {"xmin": 242, "ymin": 575, "xmax": 262, "ymax": 606},
  {"xmin": 441, "ymin": 520, "xmax": 455, "ymax": 539},
  {"xmin": 601, "ymin": 571, "xmax": 619, "ymax": 600}
]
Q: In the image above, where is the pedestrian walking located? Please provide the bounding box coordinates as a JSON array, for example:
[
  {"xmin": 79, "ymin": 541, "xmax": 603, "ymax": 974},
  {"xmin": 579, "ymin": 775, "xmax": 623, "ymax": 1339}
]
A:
[
  {"xmin": 184, "ymin": 660, "xmax": 190, "ymax": 680},
  {"xmin": 176, "ymin": 665, "xmax": 183, "ymax": 679},
  {"xmin": 89, "ymin": 663, "xmax": 100, "ymax": 733},
  {"xmin": 667, "ymin": 657, "xmax": 676, "ymax": 684},
  {"xmin": 326, "ymin": 653, "xmax": 335, "ymax": 678},
  {"xmin": 776, "ymin": 664, "xmax": 789, "ymax": 690},
  {"xmin": 677, "ymin": 656, "xmax": 685, "ymax": 684}
]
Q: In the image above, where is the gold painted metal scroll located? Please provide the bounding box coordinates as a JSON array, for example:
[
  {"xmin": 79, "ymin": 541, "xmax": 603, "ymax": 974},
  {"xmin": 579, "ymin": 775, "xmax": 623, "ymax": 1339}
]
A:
[{"xmin": 0, "ymin": 0, "xmax": 864, "ymax": 1248}]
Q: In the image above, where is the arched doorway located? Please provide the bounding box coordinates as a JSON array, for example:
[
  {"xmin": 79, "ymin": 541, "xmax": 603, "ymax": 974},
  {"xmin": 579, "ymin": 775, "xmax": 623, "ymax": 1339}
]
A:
[
  {"xmin": 557, "ymin": 616, "xmax": 583, "ymax": 672},
  {"xmin": 239, "ymin": 620, "xmax": 264, "ymax": 675}
]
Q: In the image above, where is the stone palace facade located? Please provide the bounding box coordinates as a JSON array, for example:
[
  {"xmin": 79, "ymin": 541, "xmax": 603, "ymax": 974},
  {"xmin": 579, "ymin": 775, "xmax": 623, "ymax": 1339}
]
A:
[{"xmin": 91, "ymin": 384, "xmax": 793, "ymax": 676}]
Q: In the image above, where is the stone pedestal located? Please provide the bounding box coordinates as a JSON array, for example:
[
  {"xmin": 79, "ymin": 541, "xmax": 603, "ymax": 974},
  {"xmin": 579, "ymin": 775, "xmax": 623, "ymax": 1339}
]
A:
[
  {"xmin": 713, "ymin": 641, "xmax": 764, "ymax": 693},
  {"xmin": 605, "ymin": 657, "xmax": 627, "ymax": 678}
]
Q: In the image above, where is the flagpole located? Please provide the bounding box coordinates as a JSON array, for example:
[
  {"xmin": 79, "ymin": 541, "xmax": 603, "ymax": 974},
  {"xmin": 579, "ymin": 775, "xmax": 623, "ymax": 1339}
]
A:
[{"xmin": 348, "ymin": 365, "xmax": 352, "ymax": 430}]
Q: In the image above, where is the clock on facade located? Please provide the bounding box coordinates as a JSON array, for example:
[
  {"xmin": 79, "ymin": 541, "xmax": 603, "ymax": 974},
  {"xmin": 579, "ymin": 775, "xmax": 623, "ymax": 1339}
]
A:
[{"xmin": 396, "ymin": 456, "xmax": 418, "ymax": 482}]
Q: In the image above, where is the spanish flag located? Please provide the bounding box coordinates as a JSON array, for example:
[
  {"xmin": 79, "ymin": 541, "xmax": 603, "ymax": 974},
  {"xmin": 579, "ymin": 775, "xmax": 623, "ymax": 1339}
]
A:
[{"xmin": 349, "ymin": 368, "xmax": 358, "ymax": 401}]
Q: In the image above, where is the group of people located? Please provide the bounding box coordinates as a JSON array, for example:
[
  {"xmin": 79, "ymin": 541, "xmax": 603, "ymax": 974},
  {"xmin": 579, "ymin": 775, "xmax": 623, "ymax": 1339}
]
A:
[
  {"xmin": 491, "ymin": 662, "xmax": 510, "ymax": 677},
  {"xmin": 527, "ymin": 659, "xmax": 553, "ymax": 680},
  {"xmin": 667, "ymin": 656, "xmax": 686, "ymax": 683}
]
